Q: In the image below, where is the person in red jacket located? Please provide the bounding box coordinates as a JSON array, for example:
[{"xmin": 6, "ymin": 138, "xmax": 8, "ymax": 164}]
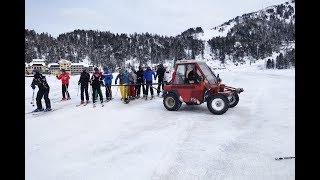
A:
[{"xmin": 56, "ymin": 69, "xmax": 71, "ymax": 100}]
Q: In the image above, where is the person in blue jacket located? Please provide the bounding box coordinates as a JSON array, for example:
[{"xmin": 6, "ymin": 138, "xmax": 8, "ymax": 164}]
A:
[
  {"xmin": 102, "ymin": 67, "xmax": 113, "ymax": 101},
  {"xmin": 143, "ymin": 66, "xmax": 156, "ymax": 100}
]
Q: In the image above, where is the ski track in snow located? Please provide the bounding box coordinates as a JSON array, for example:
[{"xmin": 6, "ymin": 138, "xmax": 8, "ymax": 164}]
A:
[{"xmin": 25, "ymin": 70, "xmax": 294, "ymax": 180}]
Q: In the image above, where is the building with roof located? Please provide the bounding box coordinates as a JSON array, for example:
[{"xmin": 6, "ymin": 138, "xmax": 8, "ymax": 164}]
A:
[
  {"xmin": 70, "ymin": 63, "xmax": 86, "ymax": 75},
  {"xmin": 25, "ymin": 58, "xmax": 93, "ymax": 75},
  {"xmin": 26, "ymin": 59, "xmax": 47, "ymax": 74},
  {"xmin": 48, "ymin": 63, "xmax": 60, "ymax": 75},
  {"xmin": 58, "ymin": 59, "xmax": 71, "ymax": 73}
]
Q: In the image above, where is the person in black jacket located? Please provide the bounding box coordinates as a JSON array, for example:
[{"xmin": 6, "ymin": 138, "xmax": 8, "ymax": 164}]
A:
[
  {"xmin": 30, "ymin": 69, "xmax": 51, "ymax": 112},
  {"xmin": 187, "ymin": 66, "xmax": 201, "ymax": 84},
  {"xmin": 133, "ymin": 66, "xmax": 145, "ymax": 99},
  {"xmin": 90, "ymin": 69, "xmax": 104, "ymax": 104},
  {"xmin": 155, "ymin": 64, "xmax": 166, "ymax": 96},
  {"xmin": 78, "ymin": 68, "xmax": 90, "ymax": 104}
]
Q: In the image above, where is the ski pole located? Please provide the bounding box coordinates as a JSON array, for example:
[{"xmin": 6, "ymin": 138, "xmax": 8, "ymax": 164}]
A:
[
  {"xmin": 31, "ymin": 89, "xmax": 35, "ymax": 106},
  {"xmin": 275, "ymin": 156, "xmax": 295, "ymax": 160},
  {"xmin": 150, "ymin": 85, "xmax": 160, "ymax": 92}
]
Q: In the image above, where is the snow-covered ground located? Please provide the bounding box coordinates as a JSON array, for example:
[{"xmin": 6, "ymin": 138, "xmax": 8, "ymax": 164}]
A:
[{"xmin": 25, "ymin": 66, "xmax": 295, "ymax": 180}]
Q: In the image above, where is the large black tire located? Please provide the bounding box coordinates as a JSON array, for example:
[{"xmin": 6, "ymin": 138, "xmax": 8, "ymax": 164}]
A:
[
  {"xmin": 207, "ymin": 94, "xmax": 229, "ymax": 115},
  {"xmin": 229, "ymin": 92, "xmax": 239, "ymax": 108},
  {"xmin": 163, "ymin": 93, "xmax": 182, "ymax": 111}
]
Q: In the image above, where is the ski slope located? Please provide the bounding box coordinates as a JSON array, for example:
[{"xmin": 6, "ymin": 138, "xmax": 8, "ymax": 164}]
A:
[{"xmin": 25, "ymin": 67, "xmax": 295, "ymax": 180}]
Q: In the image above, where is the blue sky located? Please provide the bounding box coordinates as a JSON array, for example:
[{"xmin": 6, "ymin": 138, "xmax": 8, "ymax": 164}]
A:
[{"xmin": 26, "ymin": 0, "xmax": 288, "ymax": 37}]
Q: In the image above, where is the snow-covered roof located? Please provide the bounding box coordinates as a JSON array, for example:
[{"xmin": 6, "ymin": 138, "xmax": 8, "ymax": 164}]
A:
[
  {"xmin": 30, "ymin": 62, "xmax": 46, "ymax": 66},
  {"xmin": 29, "ymin": 59, "xmax": 46, "ymax": 66},
  {"xmin": 47, "ymin": 63, "xmax": 59, "ymax": 68},
  {"xmin": 32, "ymin": 59, "xmax": 45, "ymax": 62},
  {"xmin": 71, "ymin": 62, "xmax": 90, "ymax": 67},
  {"xmin": 58, "ymin": 59, "xmax": 71, "ymax": 64}
]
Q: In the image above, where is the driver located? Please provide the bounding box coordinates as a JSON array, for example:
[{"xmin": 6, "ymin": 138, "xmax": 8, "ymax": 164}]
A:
[{"xmin": 187, "ymin": 67, "xmax": 201, "ymax": 84}]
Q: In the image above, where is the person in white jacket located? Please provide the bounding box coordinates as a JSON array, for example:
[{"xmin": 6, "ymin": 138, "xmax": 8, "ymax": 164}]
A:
[{"xmin": 163, "ymin": 69, "xmax": 172, "ymax": 85}]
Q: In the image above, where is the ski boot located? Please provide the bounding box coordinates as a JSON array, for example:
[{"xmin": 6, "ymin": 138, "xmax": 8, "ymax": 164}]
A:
[
  {"xmin": 44, "ymin": 107, "xmax": 52, "ymax": 112},
  {"xmin": 124, "ymin": 98, "xmax": 130, "ymax": 104},
  {"xmin": 32, "ymin": 108, "xmax": 44, "ymax": 113}
]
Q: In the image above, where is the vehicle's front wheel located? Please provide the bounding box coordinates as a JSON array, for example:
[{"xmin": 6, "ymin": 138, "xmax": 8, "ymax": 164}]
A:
[
  {"xmin": 207, "ymin": 94, "xmax": 229, "ymax": 115},
  {"xmin": 163, "ymin": 93, "xmax": 182, "ymax": 111},
  {"xmin": 229, "ymin": 91, "xmax": 239, "ymax": 108}
]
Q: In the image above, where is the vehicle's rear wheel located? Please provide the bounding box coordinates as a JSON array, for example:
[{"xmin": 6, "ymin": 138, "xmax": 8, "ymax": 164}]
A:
[
  {"xmin": 207, "ymin": 94, "xmax": 229, "ymax": 115},
  {"xmin": 229, "ymin": 91, "xmax": 239, "ymax": 108},
  {"xmin": 163, "ymin": 94, "xmax": 182, "ymax": 111}
]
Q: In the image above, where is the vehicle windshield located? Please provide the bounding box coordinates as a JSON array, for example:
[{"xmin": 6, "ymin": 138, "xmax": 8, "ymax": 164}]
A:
[{"xmin": 198, "ymin": 63, "xmax": 218, "ymax": 84}]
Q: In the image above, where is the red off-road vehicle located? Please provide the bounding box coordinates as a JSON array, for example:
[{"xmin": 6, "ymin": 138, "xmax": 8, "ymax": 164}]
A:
[{"xmin": 162, "ymin": 60, "xmax": 244, "ymax": 115}]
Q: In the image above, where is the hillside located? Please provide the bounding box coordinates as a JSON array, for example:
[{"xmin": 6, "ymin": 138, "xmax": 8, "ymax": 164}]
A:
[{"xmin": 25, "ymin": 1, "xmax": 294, "ymax": 70}]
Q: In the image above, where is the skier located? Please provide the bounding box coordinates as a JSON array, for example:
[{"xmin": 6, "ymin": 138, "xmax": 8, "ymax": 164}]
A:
[
  {"xmin": 102, "ymin": 67, "xmax": 113, "ymax": 101},
  {"xmin": 155, "ymin": 63, "xmax": 165, "ymax": 96},
  {"xmin": 115, "ymin": 68, "xmax": 130, "ymax": 103},
  {"xmin": 133, "ymin": 65, "xmax": 145, "ymax": 99},
  {"xmin": 78, "ymin": 67, "xmax": 90, "ymax": 105},
  {"xmin": 30, "ymin": 69, "xmax": 51, "ymax": 112},
  {"xmin": 56, "ymin": 69, "xmax": 71, "ymax": 100},
  {"xmin": 129, "ymin": 68, "xmax": 137, "ymax": 100},
  {"xmin": 164, "ymin": 68, "xmax": 172, "ymax": 85},
  {"xmin": 143, "ymin": 66, "xmax": 156, "ymax": 100},
  {"xmin": 90, "ymin": 68, "xmax": 104, "ymax": 105}
]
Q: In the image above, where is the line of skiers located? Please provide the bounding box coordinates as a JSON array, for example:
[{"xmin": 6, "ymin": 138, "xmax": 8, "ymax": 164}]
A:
[{"xmin": 30, "ymin": 64, "xmax": 171, "ymax": 112}]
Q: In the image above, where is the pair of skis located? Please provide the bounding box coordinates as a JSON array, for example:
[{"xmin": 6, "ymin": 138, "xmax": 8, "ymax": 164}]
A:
[
  {"xmin": 76, "ymin": 102, "xmax": 89, "ymax": 107},
  {"xmin": 93, "ymin": 102, "xmax": 104, "ymax": 107},
  {"xmin": 104, "ymin": 98, "xmax": 114, "ymax": 102},
  {"xmin": 93, "ymin": 98, "xmax": 114, "ymax": 107},
  {"xmin": 26, "ymin": 108, "xmax": 57, "ymax": 116}
]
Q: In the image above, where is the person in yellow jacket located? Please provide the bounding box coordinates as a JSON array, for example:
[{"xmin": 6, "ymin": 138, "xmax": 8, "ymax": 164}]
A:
[{"xmin": 114, "ymin": 68, "xmax": 130, "ymax": 103}]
